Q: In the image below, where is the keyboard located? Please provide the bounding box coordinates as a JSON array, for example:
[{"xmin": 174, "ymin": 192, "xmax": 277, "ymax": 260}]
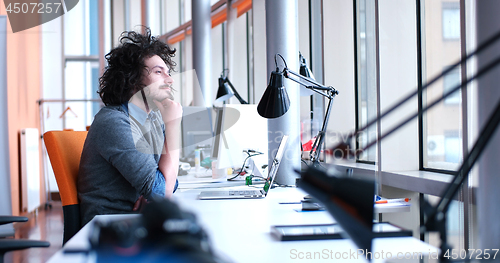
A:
[{"xmin": 229, "ymin": 190, "xmax": 261, "ymax": 196}]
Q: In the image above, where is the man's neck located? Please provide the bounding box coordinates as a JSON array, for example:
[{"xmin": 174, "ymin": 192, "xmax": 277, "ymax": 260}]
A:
[{"xmin": 129, "ymin": 95, "xmax": 152, "ymax": 114}]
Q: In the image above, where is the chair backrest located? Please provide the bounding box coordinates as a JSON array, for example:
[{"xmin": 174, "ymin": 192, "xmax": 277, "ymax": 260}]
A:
[
  {"xmin": 43, "ymin": 130, "xmax": 87, "ymax": 244},
  {"xmin": 44, "ymin": 130, "xmax": 87, "ymax": 206}
]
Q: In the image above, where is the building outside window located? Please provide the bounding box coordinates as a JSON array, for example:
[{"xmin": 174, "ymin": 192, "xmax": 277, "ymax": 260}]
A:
[{"xmin": 442, "ymin": 2, "xmax": 460, "ymax": 40}]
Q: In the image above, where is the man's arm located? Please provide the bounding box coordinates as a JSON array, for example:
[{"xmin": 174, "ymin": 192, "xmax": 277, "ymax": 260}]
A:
[{"xmin": 154, "ymin": 99, "xmax": 182, "ymax": 197}]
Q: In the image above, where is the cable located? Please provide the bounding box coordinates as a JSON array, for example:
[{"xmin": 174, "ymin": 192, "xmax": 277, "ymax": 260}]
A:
[
  {"xmin": 248, "ymin": 175, "xmax": 267, "ymax": 180},
  {"xmin": 227, "ymin": 151, "xmax": 263, "ymax": 181},
  {"xmin": 271, "ymin": 181, "xmax": 294, "ymax": 189}
]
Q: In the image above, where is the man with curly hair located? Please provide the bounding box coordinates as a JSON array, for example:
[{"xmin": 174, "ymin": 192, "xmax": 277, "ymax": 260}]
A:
[{"xmin": 78, "ymin": 28, "xmax": 182, "ymax": 226}]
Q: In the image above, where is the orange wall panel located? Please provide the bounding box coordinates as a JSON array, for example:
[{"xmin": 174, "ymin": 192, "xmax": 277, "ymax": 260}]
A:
[{"xmin": 1, "ymin": 7, "xmax": 44, "ymax": 215}]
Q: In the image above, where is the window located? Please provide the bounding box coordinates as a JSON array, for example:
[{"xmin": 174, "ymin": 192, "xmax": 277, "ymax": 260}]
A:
[
  {"xmin": 62, "ymin": 0, "xmax": 101, "ymax": 131},
  {"xmin": 424, "ymin": 194, "xmax": 464, "ymax": 255},
  {"xmin": 422, "ymin": 0, "xmax": 462, "ymax": 172},
  {"xmin": 227, "ymin": 12, "xmax": 250, "ymax": 104},
  {"xmin": 63, "ymin": 61, "xmax": 100, "ymax": 129},
  {"xmin": 41, "ymin": 0, "xmax": 105, "ymax": 196},
  {"xmin": 321, "ymin": 0, "xmax": 355, "ymax": 163},
  {"xmin": 419, "ymin": 0, "xmax": 478, "ymax": 252},
  {"xmin": 355, "ymin": 0, "xmax": 377, "ymax": 163},
  {"xmin": 211, "ymin": 22, "xmax": 224, "ymax": 104}
]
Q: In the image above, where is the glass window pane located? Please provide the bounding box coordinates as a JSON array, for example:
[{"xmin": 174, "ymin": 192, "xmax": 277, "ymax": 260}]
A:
[
  {"xmin": 228, "ymin": 13, "xmax": 249, "ymax": 104},
  {"xmin": 64, "ymin": 0, "xmax": 85, "ymax": 55},
  {"xmin": 64, "ymin": 61, "xmax": 100, "ymax": 130},
  {"xmin": 424, "ymin": 194, "xmax": 464, "ymax": 255},
  {"xmin": 147, "ymin": 0, "xmax": 161, "ymax": 36},
  {"xmin": 443, "ymin": 67, "xmax": 461, "ymax": 104},
  {"xmin": 169, "ymin": 42, "xmax": 182, "ymax": 103},
  {"xmin": 181, "ymin": 35, "xmax": 193, "ymax": 106},
  {"xmin": 89, "ymin": 0, "xmax": 99, "ymax": 55},
  {"xmin": 163, "ymin": 0, "xmax": 181, "ymax": 33},
  {"xmin": 356, "ymin": 0, "xmax": 377, "ymax": 163},
  {"xmin": 211, "ymin": 24, "xmax": 223, "ymax": 102},
  {"xmin": 184, "ymin": 0, "xmax": 192, "ymax": 23},
  {"xmin": 422, "ymin": 0, "xmax": 463, "ymax": 171},
  {"xmin": 64, "ymin": 0, "xmax": 99, "ymax": 56},
  {"xmin": 322, "ymin": 0, "xmax": 355, "ymax": 163},
  {"xmin": 378, "ymin": 0, "xmax": 419, "ymax": 171}
]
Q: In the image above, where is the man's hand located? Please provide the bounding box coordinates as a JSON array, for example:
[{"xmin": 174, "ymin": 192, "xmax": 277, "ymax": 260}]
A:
[
  {"xmin": 133, "ymin": 195, "xmax": 148, "ymax": 212},
  {"xmin": 153, "ymin": 98, "xmax": 183, "ymax": 126}
]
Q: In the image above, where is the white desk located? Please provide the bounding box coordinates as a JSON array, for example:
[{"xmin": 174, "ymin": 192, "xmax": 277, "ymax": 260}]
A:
[{"xmin": 48, "ymin": 186, "xmax": 434, "ymax": 263}]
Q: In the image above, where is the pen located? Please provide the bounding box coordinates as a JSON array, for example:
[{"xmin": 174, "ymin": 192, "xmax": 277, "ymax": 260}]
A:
[{"xmin": 375, "ymin": 198, "xmax": 410, "ymax": 204}]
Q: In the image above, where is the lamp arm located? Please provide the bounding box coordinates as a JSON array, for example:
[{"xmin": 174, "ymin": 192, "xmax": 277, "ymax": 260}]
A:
[
  {"xmin": 280, "ymin": 67, "xmax": 338, "ymax": 163},
  {"xmin": 284, "ymin": 69, "xmax": 338, "ymax": 96},
  {"xmin": 225, "ymin": 78, "xmax": 248, "ymax": 104},
  {"xmin": 309, "ymin": 93, "xmax": 335, "ymax": 163}
]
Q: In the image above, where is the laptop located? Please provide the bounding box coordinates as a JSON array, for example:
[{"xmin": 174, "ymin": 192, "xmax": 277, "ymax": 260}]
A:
[{"xmin": 198, "ymin": 135, "xmax": 288, "ymax": 200}]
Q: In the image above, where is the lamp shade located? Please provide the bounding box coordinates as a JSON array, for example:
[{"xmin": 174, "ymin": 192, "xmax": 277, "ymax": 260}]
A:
[
  {"xmin": 257, "ymin": 71, "xmax": 290, "ymax": 118},
  {"xmin": 214, "ymin": 77, "xmax": 234, "ymax": 104}
]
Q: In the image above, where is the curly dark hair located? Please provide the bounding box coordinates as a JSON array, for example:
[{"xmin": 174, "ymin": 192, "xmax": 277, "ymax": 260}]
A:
[{"xmin": 98, "ymin": 28, "xmax": 176, "ymax": 106}]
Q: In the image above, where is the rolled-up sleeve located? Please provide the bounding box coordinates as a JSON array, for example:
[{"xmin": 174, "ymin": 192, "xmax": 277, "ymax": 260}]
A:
[
  {"xmin": 146, "ymin": 170, "xmax": 179, "ymax": 200},
  {"xmin": 146, "ymin": 170, "xmax": 165, "ymax": 200}
]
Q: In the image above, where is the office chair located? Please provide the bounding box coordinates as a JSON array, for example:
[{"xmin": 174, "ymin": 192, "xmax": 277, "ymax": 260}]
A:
[
  {"xmin": 0, "ymin": 216, "xmax": 28, "ymax": 235},
  {"xmin": 43, "ymin": 130, "xmax": 88, "ymax": 245},
  {"xmin": 0, "ymin": 216, "xmax": 50, "ymax": 263}
]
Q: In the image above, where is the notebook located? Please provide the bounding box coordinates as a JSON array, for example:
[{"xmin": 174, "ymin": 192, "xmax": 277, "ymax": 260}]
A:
[{"xmin": 198, "ymin": 135, "xmax": 288, "ymax": 200}]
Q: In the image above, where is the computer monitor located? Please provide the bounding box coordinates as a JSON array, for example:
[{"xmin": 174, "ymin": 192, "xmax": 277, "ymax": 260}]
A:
[
  {"xmin": 214, "ymin": 104, "xmax": 268, "ymax": 171},
  {"xmin": 181, "ymin": 106, "xmax": 213, "ymax": 158}
]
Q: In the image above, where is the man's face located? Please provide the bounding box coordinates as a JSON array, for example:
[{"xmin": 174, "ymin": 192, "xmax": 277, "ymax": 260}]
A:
[{"xmin": 142, "ymin": 55, "xmax": 174, "ymax": 103}]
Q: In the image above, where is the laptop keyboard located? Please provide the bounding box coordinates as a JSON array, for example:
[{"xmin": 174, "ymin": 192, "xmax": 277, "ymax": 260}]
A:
[{"xmin": 229, "ymin": 190, "xmax": 261, "ymax": 196}]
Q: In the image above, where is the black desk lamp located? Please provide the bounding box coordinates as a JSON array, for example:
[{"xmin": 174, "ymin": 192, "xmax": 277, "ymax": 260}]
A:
[
  {"xmin": 215, "ymin": 70, "xmax": 248, "ymax": 104},
  {"xmin": 257, "ymin": 54, "xmax": 339, "ymax": 163}
]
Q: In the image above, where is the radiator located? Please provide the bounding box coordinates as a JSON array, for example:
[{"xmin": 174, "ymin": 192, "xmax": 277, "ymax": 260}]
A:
[{"xmin": 20, "ymin": 128, "xmax": 41, "ymax": 213}]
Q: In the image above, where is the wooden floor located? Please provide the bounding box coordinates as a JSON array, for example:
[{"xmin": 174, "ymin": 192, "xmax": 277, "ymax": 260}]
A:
[{"xmin": 4, "ymin": 201, "xmax": 64, "ymax": 263}]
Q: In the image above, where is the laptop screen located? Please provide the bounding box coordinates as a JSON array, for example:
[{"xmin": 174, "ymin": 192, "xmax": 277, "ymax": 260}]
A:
[{"xmin": 263, "ymin": 135, "xmax": 289, "ymax": 195}]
